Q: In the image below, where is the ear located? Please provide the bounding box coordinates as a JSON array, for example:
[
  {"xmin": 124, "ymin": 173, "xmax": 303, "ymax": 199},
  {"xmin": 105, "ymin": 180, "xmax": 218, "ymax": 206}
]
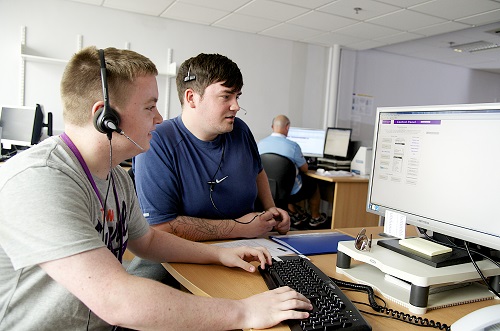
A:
[
  {"xmin": 91, "ymin": 101, "xmax": 105, "ymax": 126},
  {"xmin": 92, "ymin": 101, "xmax": 105, "ymax": 117},
  {"xmin": 185, "ymin": 89, "xmax": 196, "ymax": 109}
]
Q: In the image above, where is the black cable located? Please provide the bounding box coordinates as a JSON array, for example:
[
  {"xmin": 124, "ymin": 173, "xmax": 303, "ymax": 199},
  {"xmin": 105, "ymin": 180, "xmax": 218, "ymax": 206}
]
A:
[
  {"xmin": 419, "ymin": 228, "xmax": 500, "ymax": 299},
  {"xmin": 330, "ymin": 277, "xmax": 451, "ymax": 330},
  {"xmin": 464, "ymin": 241, "xmax": 500, "ymax": 299},
  {"xmin": 209, "ymin": 188, "xmax": 264, "ymax": 224},
  {"xmin": 207, "ymin": 137, "xmax": 264, "ymax": 225}
]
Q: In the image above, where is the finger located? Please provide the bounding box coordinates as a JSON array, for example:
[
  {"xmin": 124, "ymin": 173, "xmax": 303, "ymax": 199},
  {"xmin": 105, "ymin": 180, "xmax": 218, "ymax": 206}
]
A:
[
  {"xmin": 253, "ymin": 246, "xmax": 272, "ymax": 267},
  {"xmin": 274, "ymin": 287, "xmax": 312, "ymax": 306},
  {"xmin": 239, "ymin": 247, "xmax": 268, "ymax": 271},
  {"xmin": 252, "ymin": 247, "xmax": 271, "ymax": 269}
]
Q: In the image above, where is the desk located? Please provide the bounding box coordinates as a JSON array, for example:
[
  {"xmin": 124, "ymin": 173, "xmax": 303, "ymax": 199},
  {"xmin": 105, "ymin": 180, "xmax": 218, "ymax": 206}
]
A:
[
  {"xmin": 305, "ymin": 171, "xmax": 379, "ymax": 229},
  {"xmin": 163, "ymin": 227, "xmax": 497, "ymax": 331}
]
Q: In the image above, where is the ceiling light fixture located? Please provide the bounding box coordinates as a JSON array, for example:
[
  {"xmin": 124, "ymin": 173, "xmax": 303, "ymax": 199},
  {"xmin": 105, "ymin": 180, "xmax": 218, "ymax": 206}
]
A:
[{"xmin": 451, "ymin": 41, "xmax": 500, "ymax": 53}]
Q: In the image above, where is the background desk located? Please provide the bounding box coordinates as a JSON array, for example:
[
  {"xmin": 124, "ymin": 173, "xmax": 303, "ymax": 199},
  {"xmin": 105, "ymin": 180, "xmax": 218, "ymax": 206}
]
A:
[
  {"xmin": 163, "ymin": 227, "xmax": 497, "ymax": 331},
  {"xmin": 305, "ymin": 171, "xmax": 379, "ymax": 229}
]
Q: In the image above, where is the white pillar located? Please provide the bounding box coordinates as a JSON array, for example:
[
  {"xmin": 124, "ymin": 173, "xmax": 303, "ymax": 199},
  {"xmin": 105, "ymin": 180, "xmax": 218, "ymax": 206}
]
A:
[{"xmin": 323, "ymin": 44, "xmax": 341, "ymax": 129}]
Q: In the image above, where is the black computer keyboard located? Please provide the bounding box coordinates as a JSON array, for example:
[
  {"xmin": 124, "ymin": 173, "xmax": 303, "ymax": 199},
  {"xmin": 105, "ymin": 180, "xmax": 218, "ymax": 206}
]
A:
[{"xmin": 259, "ymin": 255, "xmax": 371, "ymax": 331}]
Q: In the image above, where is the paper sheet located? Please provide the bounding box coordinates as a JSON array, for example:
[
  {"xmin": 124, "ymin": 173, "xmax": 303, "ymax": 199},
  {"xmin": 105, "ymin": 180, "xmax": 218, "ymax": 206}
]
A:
[
  {"xmin": 384, "ymin": 210, "xmax": 406, "ymax": 239},
  {"xmin": 211, "ymin": 238, "xmax": 295, "ymax": 257}
]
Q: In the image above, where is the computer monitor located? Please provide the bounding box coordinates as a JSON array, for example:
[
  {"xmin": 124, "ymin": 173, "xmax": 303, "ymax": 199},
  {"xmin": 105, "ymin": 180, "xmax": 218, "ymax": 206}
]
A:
[
  {"xmin": 323, "ymin": 127, "xmax": 352, "ymax": 159},
  {"xmin": 287, "ymin": 127, "xmax": 326, "ymax": 158},
  {"xmin": 367, "ymin": 103, "xmax": 500, "ymax": 254},
  {"xmin": 0, "ymin": 104, "xmax": 45, "ymax": 149}
]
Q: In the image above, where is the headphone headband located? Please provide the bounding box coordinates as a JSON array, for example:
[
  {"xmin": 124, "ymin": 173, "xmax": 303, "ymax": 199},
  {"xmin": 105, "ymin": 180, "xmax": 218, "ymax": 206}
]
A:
[{"xmin": 94, "ymin": 49, "xmax": 121, "ymax": 137}]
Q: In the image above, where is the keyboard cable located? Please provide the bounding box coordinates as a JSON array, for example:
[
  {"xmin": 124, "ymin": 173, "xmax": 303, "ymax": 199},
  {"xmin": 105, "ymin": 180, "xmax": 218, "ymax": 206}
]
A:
[{"xmin": 329, "ymin": 277, "xmax": 451, "ymax": 331}]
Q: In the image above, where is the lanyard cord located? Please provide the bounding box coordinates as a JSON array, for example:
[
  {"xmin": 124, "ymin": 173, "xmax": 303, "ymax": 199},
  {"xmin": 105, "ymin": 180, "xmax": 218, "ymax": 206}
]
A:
[{"xmin": 60, "ymin": 133, "xmax": 123, "ymax": 259}]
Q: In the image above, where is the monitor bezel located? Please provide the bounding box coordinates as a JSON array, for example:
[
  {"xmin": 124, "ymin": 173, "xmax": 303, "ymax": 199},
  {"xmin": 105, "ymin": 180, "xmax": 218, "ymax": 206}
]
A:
[
  {"xmin": 366, "ymin": 102, "xmax": 500, "ymax": 252},
  {"xmin": 0, "ymin": 104, "xmax": 44, "ymax": 148},
  {"xmin": 323, "ymin": 127, "xmax": 352, "ymax": 159}
]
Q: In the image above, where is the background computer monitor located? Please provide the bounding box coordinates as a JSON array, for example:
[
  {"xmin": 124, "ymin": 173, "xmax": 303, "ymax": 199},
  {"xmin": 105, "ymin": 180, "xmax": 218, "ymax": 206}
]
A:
[
  {"xmin": 0, "ymin": 104, "xmax": 45, "ymax": 149},
  {"xmin": 287, "ymin": 127, "xmax": 326, "ymax": 158},
  {"xmin": 367, "ymin": 102, "xmax": 500, "ymax": 253},
  {"xmin": 323, "ymin": 127, "xmax": 352, "ymax": 159}
]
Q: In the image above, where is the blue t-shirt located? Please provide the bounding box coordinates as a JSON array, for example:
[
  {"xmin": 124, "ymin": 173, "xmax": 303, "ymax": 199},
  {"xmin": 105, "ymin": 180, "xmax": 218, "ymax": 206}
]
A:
[
  {"xmin": 257, "ymin": 133, "xmax": 306, "ymax": 195},
  {"xmin": 134, "ymin": 116, "xmax": 262, "ymax": 225}
]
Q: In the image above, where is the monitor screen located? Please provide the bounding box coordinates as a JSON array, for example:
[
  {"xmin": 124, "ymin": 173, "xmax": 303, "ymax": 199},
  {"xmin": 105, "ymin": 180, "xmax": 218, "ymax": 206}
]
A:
[
  {"xmin": 367, "ymin": 103, "xmax": 500, "ymax": 252},
  {"xmin": 323, "ymin": 127, "xmax": 351, "ymax": 159},
  {"xmin": 0, "ymin": 105, "xmax": 43, "ymax": 148},
  {"xmin": 287, "ymin": 127, "xmax": 326, "ymax": 158}
]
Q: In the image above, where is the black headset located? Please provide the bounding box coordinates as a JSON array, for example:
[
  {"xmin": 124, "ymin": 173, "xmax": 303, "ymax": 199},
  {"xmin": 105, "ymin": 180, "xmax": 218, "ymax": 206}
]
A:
[{"xmin": 94, "ymin": 49, "xmax": 121, "ymax": 138}]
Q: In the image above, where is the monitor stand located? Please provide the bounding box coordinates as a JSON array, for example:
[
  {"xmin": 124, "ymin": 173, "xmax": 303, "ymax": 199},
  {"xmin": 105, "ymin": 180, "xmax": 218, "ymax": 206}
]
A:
[
  {"xmin": 336, "ymin": 239, "xmax": 500, "ymax": 314},
  {"xmin": 377, "ymin": 238, "xmax": 478, "ymax": 268}
]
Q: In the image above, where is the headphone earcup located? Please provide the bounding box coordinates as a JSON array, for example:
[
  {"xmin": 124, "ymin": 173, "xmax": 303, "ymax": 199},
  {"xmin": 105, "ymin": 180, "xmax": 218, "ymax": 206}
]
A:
[{"xmin": 93, "ymin": 106, "xmax": 120, "ymax": 134}]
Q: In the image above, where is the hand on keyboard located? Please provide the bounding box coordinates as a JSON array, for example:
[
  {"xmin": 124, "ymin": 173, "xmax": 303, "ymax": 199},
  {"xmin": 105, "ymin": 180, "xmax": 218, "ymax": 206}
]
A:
[
  {"xmin": 239, "ymin": 285, "xmax": 313, "ymax": 330},
  {"xmin": 259, "ymin": 256, "xmax": 372, "ymax": 331}
]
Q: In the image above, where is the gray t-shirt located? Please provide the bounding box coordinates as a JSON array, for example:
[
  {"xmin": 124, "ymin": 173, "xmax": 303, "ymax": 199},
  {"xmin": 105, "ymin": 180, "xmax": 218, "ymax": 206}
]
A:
[{"xmin": 0, "ymin": 136, "xmax": 149, "ymax": 330}]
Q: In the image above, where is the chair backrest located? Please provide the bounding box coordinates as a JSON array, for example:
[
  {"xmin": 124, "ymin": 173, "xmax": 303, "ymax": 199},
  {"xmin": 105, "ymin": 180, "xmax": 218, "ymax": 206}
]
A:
[{"xmin": 260, "ymin": 153, "xmax": 296, "ymax": 209}]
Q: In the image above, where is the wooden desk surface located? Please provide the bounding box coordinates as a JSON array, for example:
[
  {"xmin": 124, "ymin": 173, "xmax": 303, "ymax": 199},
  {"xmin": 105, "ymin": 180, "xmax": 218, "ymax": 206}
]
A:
[
  {"xmin": 305, "ymin": 170, "xmax": 369, "ymax": 183},
  {"xmin": 164, "ymin": 227, "xmax": 497, "ymax": 331}
]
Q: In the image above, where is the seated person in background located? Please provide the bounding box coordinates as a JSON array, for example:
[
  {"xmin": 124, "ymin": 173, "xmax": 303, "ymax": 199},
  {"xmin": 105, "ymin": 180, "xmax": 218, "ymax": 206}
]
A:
[
  {"xmin": 0, "ymin": 46, "xmax": 311, "ymax": 330},
  {"xmin": 130, "ymin": 53, "xmax": 290, "ymax": 281},
  {"xmin": 258, "ymin": 115, "xmax": 327, "ymax": 229}
]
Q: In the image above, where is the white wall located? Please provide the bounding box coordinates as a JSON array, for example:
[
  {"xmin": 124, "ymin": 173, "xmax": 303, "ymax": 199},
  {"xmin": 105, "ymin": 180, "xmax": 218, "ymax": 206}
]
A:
[
  {"xmin": 0, "ymin": 0, "xmax": 328, "ymax": 140},
  {"xmin": 338, "ymin": 49, "xmax": 500, "ymax": 145}
]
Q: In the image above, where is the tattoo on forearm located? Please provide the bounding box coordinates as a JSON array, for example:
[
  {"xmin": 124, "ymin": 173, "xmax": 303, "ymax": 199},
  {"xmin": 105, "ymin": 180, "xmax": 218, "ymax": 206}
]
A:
[{"xmin": 167, "ymin": 216, "xmax": 236, "ymax": 241}]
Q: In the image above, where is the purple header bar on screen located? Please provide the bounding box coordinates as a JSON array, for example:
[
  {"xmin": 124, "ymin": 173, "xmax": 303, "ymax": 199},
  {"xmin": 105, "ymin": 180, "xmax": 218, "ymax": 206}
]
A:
[{"xmin": 387, "ymin": 120, "xmax": 442, "ymax": 125}]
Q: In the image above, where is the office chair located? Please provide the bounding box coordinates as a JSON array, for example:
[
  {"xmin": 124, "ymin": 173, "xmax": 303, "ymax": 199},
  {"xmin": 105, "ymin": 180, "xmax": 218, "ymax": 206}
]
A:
[{"xmin": 260, "ymin": 153, "xmax": 296, "ymax": 210}]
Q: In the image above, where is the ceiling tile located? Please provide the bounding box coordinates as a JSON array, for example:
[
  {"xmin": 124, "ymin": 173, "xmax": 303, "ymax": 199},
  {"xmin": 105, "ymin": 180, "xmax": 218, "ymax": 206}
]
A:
[
  {"xmin": 367, "ymin": 9, "xmax": 447, "ymax": 31},
  {"xmin": 104, "ymin": 0, "xmax": 174, "ymax": 16},
  {"xmin": 410, "ymin": 0, "xmax": 500, "ymax": 20},
  {"xmin": 213, "ymin": 13, "xmax": 279, "ymax": 33},
  {"xmin": 411, "ymin": 21, "xmax": 471, "ymax": 37},
  {"xmin": 160, "ymin": 2, "xmax": 229, "ymax": 25},
  {"xmin": 270, "ymin": 0, "xmax": 335, "ymax": 9},
  {"xmin": 375, "ymin": 31, "xmax": 425, "ymax": 44},
  {"xmin": 69, "ymin": 0, "xmax": 103, "ymax": 5},
  {"xmin": 288, "ymin": 11, "xmax": 357, "ymax": 32},
  {"xmin": 59, "ymin": 0, "xmax": 500, "ymax": 74},
  {"xmin": 375, "ymin": 0, "xmax": 432, "ymax": 7},
  {"xmin": 457, "ymin": 9, "xmax": 500, "ymax": 26},
  {"xmin": 177, "ymin": 0, "xmax": 251, "ymax": 12},
  {"xmin": 260, "ymin": 23, "xmax": 324, "ymax": 41},
  {"xmin": 318, "ymin": 0, "xmax": 401, "ymax": 20},
  {"xmin": 335, "ymin": 22, "xmax": 402, "ymax": 39},
  {"xmin": 305, "ymin": 31, "xmax": 365, "ymax": 47},
  {"xmin": 235, "ymin": 0, "xmax": 310, "ymax": 21}
]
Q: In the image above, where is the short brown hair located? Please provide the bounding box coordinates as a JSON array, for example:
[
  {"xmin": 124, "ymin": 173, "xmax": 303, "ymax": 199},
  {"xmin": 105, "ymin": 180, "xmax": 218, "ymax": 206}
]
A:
[
  {"xmin": 60, "ymin": 46, "xmax": 158, "ymax": 126},
  {"xmin": 176, "ymin": 53, "xmax": 243, "ymax": 105}
]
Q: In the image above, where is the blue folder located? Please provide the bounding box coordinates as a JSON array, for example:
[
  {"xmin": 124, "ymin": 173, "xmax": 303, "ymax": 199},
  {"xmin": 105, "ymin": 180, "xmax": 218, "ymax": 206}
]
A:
[{"xmin": 270, "ymin": 232, "xmax": 355, "ymax": 255}]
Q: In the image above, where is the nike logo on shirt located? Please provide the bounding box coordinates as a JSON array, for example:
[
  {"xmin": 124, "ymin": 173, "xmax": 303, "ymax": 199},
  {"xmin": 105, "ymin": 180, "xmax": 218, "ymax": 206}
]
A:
[{"xmin": 215, "ymin": 176, "xmax": 228, "ymax": 184}]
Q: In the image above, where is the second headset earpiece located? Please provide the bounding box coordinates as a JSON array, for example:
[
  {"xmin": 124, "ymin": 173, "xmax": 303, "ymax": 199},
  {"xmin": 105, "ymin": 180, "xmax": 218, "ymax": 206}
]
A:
[{"xmin": 94, "ymin": 49, "xmax": 121, "ymax": 137}]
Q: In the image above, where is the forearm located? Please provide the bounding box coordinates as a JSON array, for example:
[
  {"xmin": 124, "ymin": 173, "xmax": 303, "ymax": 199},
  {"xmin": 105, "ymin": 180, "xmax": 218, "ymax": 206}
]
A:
[
  {"xmin": 128, "ymin": 227, "xmax": 224, "ymax": 264},
  {"xmin": 41, "ymin": 248, "xmax": 245, "ymax": 330},
  {"xmin": 111, "ymin": 276, "xmax": 245, "ymax": 330},
  {"xmin": 151, "ymin": 216, "xmax": 250, "ymax": 241}
]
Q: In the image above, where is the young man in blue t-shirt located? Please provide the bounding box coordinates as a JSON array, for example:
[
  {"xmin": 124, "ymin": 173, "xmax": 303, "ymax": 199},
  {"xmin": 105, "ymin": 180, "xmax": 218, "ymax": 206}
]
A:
[{"xmin": 134, "ymin": 54, "xmax": 290, "ymax": 241}]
